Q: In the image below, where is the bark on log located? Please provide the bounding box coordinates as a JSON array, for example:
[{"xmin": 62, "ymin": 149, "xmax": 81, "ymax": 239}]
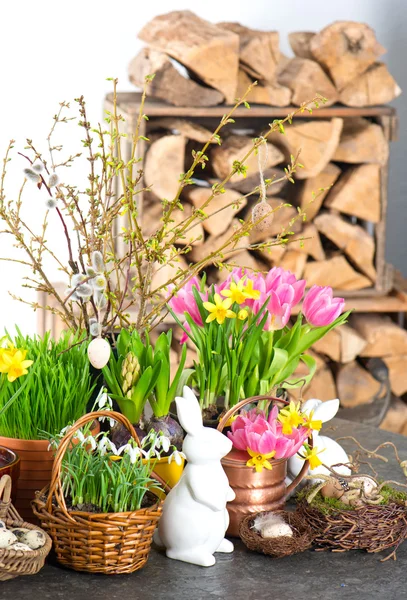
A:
[
  {"xmin": 269, "ymin": 119, "xmax": 343, "ymax": 179},
  {"xmin": 188, "ymin": 218, "xmax": 240, "ymax": 264},
  {"xmin": 279, "ymin": 250, "xmax": 307, "ymax": 279},
  {"xmin": 144, "ymin": 135, "xmax": 186, "ymax": 201},
  {"xmin": 304, "ymin": 255, "xmax": 372, "ymax": 290},
  {"xmin": 380, "ymin": 397, "xmax": 407, "ymax": 435},
  {"xmin": 296, "ymin": 163, "xmax": 341, "ymax": 221},
  {"xmin": 314, "ymin": 212, "xmax": 376, "ymax": 281},
  {"xmin": 383, "ymin": 355, "xmax": 407, "ymax": 397},
  {"xmin": 288, "ymin": 32, "xmax": 316, "ymax": 59},
  {"xmin": 332, "ymin": 117, "xmax": 389, "ymax": 165},
  {"xmin": 218, "ymin": 22, "xmax": 280, "ymax": 83},
  {"xmin": 278, "ymin": 58, "xmax": 338, "ymax": 107},
  {"xmin": 128, "ymin": 48, "xmax": 224, "ymax": 107},
  {"xmin": 312, "ymin": 325, "xmax": 367, "ymax": 363},
  {"xmin": 186, "ymin": 187, "xmax": 246, "ymax": 236},
  {"xmin": 224, "ymin": 166, "xmax": 287, "ymax": 196},
  {"xmin": 339, "ymin": 62, "xmax": 402, "ymax": 107},
  {"xmin": 211, "ymin": 135, "xmax": 284, "ymax": 183},
  {"xmin": 310, "ymin": 21, "xmax": 386, "ymax": 90},
  {"xmin": 139, "ymin": 10, "xmax": 239, "ymax": 103},
  {"xmin": 351, "ymin": 314, "xmax": 407, "ymax": 357},
  {"xmin": 325, "ymin": 164, "xmax": 381, "ymax": 223}
]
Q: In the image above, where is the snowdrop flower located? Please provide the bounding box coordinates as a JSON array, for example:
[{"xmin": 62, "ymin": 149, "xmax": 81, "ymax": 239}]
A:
[
  {"xmin": 157, "ymin": 435, "xmax": 171, "ymax": 453},
  {"xmin": 98, "ymin": 436, "xmax": 114, "ymax": 456},
  {"xmin": 45, "ymin": 197, "xmax": 58, "ymax": 210},
  {"xmin": 59, "ymin": 425, "xmax": 72, "ymax": 437},
  {"xmin": 96, "ymin": 388, "xmax": 115, "ymax": 427},
  {"xmin": 83, "ymin": 435, "xmax": 97, "ymax": 451},
  {"xmin": 168, "ymin": 450, "xmax": 186, "ymax": 466},
  {"xmin": 118, "ymin": 443, "xmax": 142, "ymax": 464}
]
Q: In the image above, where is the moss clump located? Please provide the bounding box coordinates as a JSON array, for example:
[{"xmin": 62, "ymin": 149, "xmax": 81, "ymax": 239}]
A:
[{"xmin": 296, "ymin": 483, "xmax": 407, "ymax": 514}]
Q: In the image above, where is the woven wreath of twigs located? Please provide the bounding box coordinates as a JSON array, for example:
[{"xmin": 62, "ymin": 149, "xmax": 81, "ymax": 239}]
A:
[
  {"xmin": 297, "ymin": 499, "xmax": 407, "ymax": 562},
  {"xmin": 239, "ymin": 510, "xmax": 314, "ymax": 558},
  {"xmin": 0, "ymin": 475, "xmax": 52, "ymax": 581},
  {"xmin": 32, "ymin": 410, "xmax": 166, "ymax": 575}
]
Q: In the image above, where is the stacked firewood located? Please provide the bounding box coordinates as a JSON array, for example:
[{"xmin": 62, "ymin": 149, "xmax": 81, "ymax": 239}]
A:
[
  {"xmin": 143, "ymin": 113, "xmax": 389, "ymax": 293},
  {"xmin": 129, "ymin": 11, "xmax": 401, "ymax": 108}
]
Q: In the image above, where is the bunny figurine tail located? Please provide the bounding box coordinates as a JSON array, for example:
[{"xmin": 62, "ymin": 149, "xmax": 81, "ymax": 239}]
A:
[{"xmin": 156, "ymin": 386, "xmax": 235, "ymax": 567}]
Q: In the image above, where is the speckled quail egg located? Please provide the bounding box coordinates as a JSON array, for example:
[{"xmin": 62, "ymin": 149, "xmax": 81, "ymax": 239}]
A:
[
  {"xmin": 9, "ymin": 542, "xmax": 33, "ymax": 552},
  {"xmin": 20, "ymin": 529, "xmax": 47, "ymax": 550},
  {"xmin": 0, "ymin": 529, "xmax": 17, "ymax": 548},
  {"xmin": 0, "ymin": 519, "xmax": 6, "ymax": 529},
  {"xmin": 10, "ymin": 527, "xmax": 31, "ymax": 541}
]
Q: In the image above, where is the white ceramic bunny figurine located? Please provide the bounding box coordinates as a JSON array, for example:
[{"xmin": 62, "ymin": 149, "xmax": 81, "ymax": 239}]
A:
[
  {"xmin": 287, "ymin": 398, "xmax": 351, "ymax": 486},
  {"xmin": 154, "ymin": 386, "xmax": 235, "ymax": 567}
]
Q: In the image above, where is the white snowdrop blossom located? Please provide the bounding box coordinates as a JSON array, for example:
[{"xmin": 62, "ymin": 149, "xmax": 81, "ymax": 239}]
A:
[
  {"xmin": 157, "ymin": 435, "xmax": 171, "ymax": 453},
  {"xmin": 118, "ymin": 444, "xmax": 142, "ymax": 464},
  {"xmin": 98, "ymin": 436, "xmax": 117, "ymax": 456},
  {"xmin": 96, "ymin": 388, "xmax": 115, "ymax": 427},
  {"xmin": 83, "ymin": 435, "xmax": 97, "ymax": 451},
  {"xmin": 168, "ymin": 450, "xmax": 186, "ymax": 466}
]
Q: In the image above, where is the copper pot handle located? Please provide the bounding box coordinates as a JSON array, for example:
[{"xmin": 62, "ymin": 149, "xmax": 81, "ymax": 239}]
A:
[{"xmin": 217, "ymin": 395, "xmax": 312, "ymax": 495}]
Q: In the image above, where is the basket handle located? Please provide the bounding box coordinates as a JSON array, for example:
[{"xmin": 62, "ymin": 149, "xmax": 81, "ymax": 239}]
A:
[
  {"xmin": 0, "ymin": 474, "xmax": 12, "ymax": 504},
  {"xmin": 46, "ymin": 410, "xmax": 166, "ymax": 519},
  {"xmin": 217, "ymin": 395, "xmax": 311, "ymax": 496}
]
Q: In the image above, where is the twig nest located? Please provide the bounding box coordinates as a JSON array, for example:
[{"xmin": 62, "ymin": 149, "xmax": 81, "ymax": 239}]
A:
[
  {"xmin": 87, "ymin": 337, "xmax": 111, "ymax": 369},
  {"xmin": 252, "ymin": 202, "xmax": 274, "ymax": 232},
  {"xmin": 0, "ymin": 529, "xmax": 17, "ymax": 548}
]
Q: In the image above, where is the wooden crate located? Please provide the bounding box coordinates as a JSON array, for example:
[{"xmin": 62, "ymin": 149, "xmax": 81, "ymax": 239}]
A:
[{"xmin": 104, "ymin": 92, "xmax": 398, "ymax": 297}]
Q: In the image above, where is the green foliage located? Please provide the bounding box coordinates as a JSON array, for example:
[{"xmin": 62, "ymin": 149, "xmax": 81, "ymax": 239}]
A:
[{"xmin": 0, "ymin": 329, "xmax": 95, "ymax": 440}]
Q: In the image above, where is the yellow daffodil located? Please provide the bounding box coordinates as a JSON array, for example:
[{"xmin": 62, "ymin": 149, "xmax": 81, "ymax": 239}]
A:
[
  {"xmin": 243, "ymin": 279, "xmax": 261, "ymax": 300},
  {"xmin": 302, "ymin": 410, "xmax": 322, "ymax": 438},
  {"xmin": 221, "ymin": 280, "xmax": 247, "ymax": 305},
  {"xmin": 246, "ymin": 448, "xmax": 276, "ymax": 473},
  {"xmin": 278, "ymin": 401, "xmax": 304, "ymax": 435},
  {"xmin": 301, "ymin": 445, "xmax": 325, "ymax": 470},
  {"xmin": 0, "ymin": 349, "xmax": 33, "ymax": 382},
  {"xmin": 225, "ymin": 415, "xmax": 238, "ymax": 427},
  {"xmin": 237, "ymin": 309, "xmax": 249, "ymax": 321},
  {"xmin": 203, "ymin": 294, "xmax": 236, "ymax": 325}
]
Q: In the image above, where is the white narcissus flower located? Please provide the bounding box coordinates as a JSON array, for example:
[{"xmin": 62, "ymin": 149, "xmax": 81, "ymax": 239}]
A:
[{"xmin": 168, "ymin": 450, "xmax": 186, "ymax": 466}]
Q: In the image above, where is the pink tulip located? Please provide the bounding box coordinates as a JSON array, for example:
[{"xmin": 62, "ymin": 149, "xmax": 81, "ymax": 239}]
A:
[
  {"xmin": 303, "ymin": 285, "xmax": 345, "ymax": 327},
  {"xmin": 167, "ymin": 277, "xmax": 207, "ymax": 342},
  {"xmin": 252, "ymin": 290, "xmax": 291, "ymax": 331},
  {"xmin": 265, "ymin": 267, "xmax": 306, "ymax": 307}
]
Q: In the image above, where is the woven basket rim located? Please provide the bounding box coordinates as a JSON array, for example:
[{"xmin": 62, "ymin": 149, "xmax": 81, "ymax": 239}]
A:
[
  {"xmin": 33, "ymin": 485, "xmax": 163, "ymax": 520},
  {"xmin": 0, "ymin": 516, "xmax": 52, "ymax": 560}
]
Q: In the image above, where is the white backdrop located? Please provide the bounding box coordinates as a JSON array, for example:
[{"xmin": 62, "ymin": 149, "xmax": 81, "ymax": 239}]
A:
[{"xmin": 0, "ymin": 0, "xmax": 405, "ymax": 335}]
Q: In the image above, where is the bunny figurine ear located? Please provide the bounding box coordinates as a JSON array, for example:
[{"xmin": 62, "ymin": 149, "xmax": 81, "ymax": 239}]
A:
[
  {"xmin": 175, "ymin": 386, "xmax": 203, "ymax": 436},
  {"xmin": 312, "ymin": 398, "xmax": 340, "ymax": 423},
  {"xmin": 301, "ymin": 398, "xmax": 322, "ymax": 416}
]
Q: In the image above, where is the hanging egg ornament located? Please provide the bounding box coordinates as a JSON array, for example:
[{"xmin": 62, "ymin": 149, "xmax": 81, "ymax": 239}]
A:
[
  {"xmin": 252, "ymin": 202, "xmax": 274, "ymax": 232},
  {"xmin": 87, "ymin": 337, "xmax": 111, "ymax": 369}
]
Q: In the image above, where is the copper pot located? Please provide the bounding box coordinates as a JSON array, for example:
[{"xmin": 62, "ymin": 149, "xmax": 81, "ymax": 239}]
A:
[{"xmin": 218, "ymin": 396, "xmax": 310, "ymax": 537}]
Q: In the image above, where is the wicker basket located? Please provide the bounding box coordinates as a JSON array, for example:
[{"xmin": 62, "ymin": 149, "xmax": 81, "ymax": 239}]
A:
[
  {"xmin": 32, "ymin": 411, "xmax": 164, "ymax": 575},
  {"xmin": 0, "ymin": 475, "xmax": 52, "ymax": 581},
  {"xmin": 298, "ymin": 498, "xmax": 407, "ymax": 561},
  {"xmin": 239, "ymin": 510, "xmax": 314, "ymax": 558}
]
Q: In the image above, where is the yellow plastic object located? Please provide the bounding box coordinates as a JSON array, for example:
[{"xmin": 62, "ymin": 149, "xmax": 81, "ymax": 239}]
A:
[{"xmin": 145, "ymin": 456, "xmax": 185, "ymax": 499}]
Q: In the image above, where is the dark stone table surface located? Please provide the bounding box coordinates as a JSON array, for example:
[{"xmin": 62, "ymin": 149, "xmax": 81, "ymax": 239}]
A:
[{"xmin": 1, "ymin": 418, "xmax": 407, "ymax": 600}]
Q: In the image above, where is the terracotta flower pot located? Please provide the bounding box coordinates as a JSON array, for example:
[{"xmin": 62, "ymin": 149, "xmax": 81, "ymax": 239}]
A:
[
  {"xmin": 0, "ymin": 446, "xmax": 20, "ymax": 502},
  {"xmin": 0, "ymin": 420, "xmax": 100, "ymax": 523}
]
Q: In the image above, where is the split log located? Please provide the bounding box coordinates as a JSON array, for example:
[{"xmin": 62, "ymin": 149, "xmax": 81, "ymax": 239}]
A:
[
  {"xmin": 336, "ymin": 361, "xmax": 381, "ymax": 408},
  {"xmin": 310, "ymin": 21, "xmax": 386, "ymax": 90},
  {"xmin": 249, "ymin": 199, "xmax": 301, "ymax": 244},
  {"xmin": 152, "ymin": 118, "xmax": 215, "ymax": 143},
  {"xmin": 237, "ymin": 69, "xmax": 291, "ymax": 107},
  {"xmin": 128, "ymin": 48, "xmax": 223, "ymax": 107},
  {"xmin": 225, "ymin": 167, "xmax": 287, "ymax": 196},
  {"xmin": 380, "ymin": 398, "xmax": 407, "ymax": 435},
  {"xmin": 188, "ymin": 218, "xmax": 240, "ymax": 264},
  {"xmin": 170, "ymin": 203, "xmax": 204, "ymax": 246},
  {"xmin": 279, "ymin": 251, "xmax": 307, "ymax": 279},
  {"xmin": 288, "ymin": 32, "xmax": 316, "ymax": 59},
  {"xmin": 383, "ymin": 355, "xmax": 407, "ymax": 397},
  {"xmin": 144, "ymin": 135, "xmax": 186, "ymax": 201},
  {"xmin": 269, "ymin": 119, "xmax": 343, "ymax": 179},
  {"xmin": 350, "ymin": 314, "xmax": 407, "ymax": 357},
  {"xmin": 305, "ymin": 366, "xmax": 337, "ymax": 402},
  {"xmin": 211, "ymin": 135, "xmax": 284, "ymax": 183},
  {"xmin": 312, "ymin": 325, "xmax": 367, "ymax": 364},
  {"xmin": 186, "ymin": 187, "xmax": 246, "ymax": 236},
  {"xmin": 314, "ymin": 212, "xmax": 376, "ymax": 281},
  {"xmin": 219, "ymin": 250, "xmax": 262, "ymax": 275},
  {"xmin": 275, "ymin": 53, "xmax": 291, "ymax": 77},
  {"xmin": 256, "ymin": 244, "xmax": 286, "ymax": 266},
  {"xmin": 151, "ymin": 251, "xmax": 188, "ymax": 295},
  {"xmin": 296, "ymin": 163, "xmax": 341, "ymax": 221},
  {"xmin": 219, "ymin": 22, "xmax": 280, "ymax": 82},
  {"xmin": 139, "ymin": 10, "xmax": 239, "ymax": 103},
  {"xmin": 278, "ymin": 58, "xmax": 338, "ymax": 107},
  {"xmin": 339, "ymin": 62, "xmax": 402, "ymax": 106},
  {"xmin": 292, "ymin": 223, "xmax": 325, "ymax": 262},
  {"xmin": 304, "ymin": 255, "xmax": 372, "ymax": 291},
  {"xmin": 332, "ymin": 117, "xmax": 389, "ymax": 165},
  {"xmin": 325, "ymin": 164, "xmax": 381, "ymax": 223}
]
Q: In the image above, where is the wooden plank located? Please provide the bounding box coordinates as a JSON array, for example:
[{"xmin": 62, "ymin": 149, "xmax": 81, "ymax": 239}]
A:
[{"xmin": 108, "ymin": 93, "xmax": 396, "ymax": 118}]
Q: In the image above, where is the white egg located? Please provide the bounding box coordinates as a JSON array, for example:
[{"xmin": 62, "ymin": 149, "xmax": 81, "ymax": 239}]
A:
[
  {"xmin": 20, "ymin": 529, "xmax": 47, "ymax": 550},
  {"xmin": 9, "ymin": 542, "xmax": 33, "ymax": 552},
  {"xmin": 87, "ymin": 337, "xmax": 111, "ymax": 369},
  {"xmin": 0, "ymin": 530, "xmax": 17, "ymax": 548},
  {"xmin": 261, "ymin": 522, "xmax": 293, "ymax": 539}
]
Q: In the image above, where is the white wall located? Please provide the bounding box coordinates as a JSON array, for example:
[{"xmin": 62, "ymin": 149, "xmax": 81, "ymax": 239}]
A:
[{"xmin": 0, "ymin": 0, "xmax": 405, "ymax": 335}]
